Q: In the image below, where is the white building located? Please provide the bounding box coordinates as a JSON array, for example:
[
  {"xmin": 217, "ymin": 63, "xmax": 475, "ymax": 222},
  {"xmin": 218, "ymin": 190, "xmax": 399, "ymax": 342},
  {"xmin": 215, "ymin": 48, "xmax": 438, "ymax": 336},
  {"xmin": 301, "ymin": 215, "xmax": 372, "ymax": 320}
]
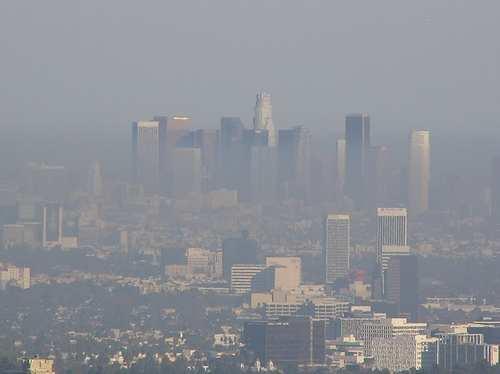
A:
[
  {"xmin": 337, "ymin": 315, "xmax": 427, "ymax": 356},
  {"xmin": 253, "ymin": 92, "xmax": 277, "ymax": 147},
  {"xmin": 324, "ymin": 214, "xmax": 350, "ymax": 284},
  {"xmin": 372, "ymin": 335, "xmax": 438, "ymax": 372},
  {"xmin": 231, "ymin": 264, "xmax": 266, "ymax": 294},
  {"xmin": 0, "ymin": 264, "xmax": 30, "ymax": 289},
  {"xmin": 265, "ymin": 256, "xmax": 301, "ymax": 290}
]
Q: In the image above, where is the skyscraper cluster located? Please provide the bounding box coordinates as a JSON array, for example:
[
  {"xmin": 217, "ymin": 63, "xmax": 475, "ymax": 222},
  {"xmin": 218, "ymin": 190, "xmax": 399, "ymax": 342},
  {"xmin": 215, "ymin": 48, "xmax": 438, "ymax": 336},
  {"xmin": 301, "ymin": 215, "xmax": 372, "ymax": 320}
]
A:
[{"xmin": 131, "ymin": 92, "xmax": 312, "ymax": 204}]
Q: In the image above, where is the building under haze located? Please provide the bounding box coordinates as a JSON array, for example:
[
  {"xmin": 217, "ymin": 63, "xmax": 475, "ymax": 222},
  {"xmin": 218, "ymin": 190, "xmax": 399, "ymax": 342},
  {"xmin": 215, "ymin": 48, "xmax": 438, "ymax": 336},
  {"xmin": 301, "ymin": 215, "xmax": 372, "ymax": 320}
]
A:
[
  {"xmin": 253, "ymin": 92, "xmax": 277, "ymax": 147},
  {"xmin": 277, "ymin": 126, "xmax": 311, "ymax": 202},
  {"xmin": 42, "ymin": 203, "xmax": 63, "ymax": 248},
  {"xmin": 408, "ymin": 130, "xmax": 431, "ymax": 216},
  {"xmin": 345, "ymin": 114, "xmax": 370, "ymax": 209},
  {"xmin": 249, "ymin": 145, "xmax": 278, "ymax": 203},
  {"xmin": 367, "ymin": 145, "xmax": 390, "ymax": 209},
  {"xmin": 171, "ymin": 148, "xmax": 202, "ymax": 200},
  {"xmin": 131, "ymin": 120, "xmax": 161, "ymax": 193},
  {"xmin": 336, "ymin": 138, "xmax": 346, "ymax": 200},
  {"xmin": 324, "ymin": 214, "xmax": 350, "ymax": 285},
  {"xmin": 219, "ymin": 117, "xmax": 245, "ymax": 193},
  {"xmin": 490, "ymin": 156, "xmax": 500, "ymax": 238}
]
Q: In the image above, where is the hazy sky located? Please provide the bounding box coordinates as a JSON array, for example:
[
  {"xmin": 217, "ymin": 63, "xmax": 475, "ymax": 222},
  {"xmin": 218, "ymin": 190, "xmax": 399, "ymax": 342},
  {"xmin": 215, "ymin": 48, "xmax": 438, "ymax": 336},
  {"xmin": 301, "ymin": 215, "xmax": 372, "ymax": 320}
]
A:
[{"xmin": 1, "ymin": 1, "xmax": 499, "ymax": 134}]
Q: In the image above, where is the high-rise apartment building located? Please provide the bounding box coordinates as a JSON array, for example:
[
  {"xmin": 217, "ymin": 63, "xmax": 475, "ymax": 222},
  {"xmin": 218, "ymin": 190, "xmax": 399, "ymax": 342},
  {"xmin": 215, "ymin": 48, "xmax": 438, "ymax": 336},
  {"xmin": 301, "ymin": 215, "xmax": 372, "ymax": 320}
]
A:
[
  {"xmin": 253, "ymin": 92, "xmax": 277, "ymax": 147},
  {"xmin": 408, "ymin": 130, "xmax": 430, "ymax": 216},
  {"xmin": 345, "ymin": 114, "xmax": 370, "ymax": 209},
  {"xmin": 324, "ymin": 214, "xmax": 350, "ymax": 285}
]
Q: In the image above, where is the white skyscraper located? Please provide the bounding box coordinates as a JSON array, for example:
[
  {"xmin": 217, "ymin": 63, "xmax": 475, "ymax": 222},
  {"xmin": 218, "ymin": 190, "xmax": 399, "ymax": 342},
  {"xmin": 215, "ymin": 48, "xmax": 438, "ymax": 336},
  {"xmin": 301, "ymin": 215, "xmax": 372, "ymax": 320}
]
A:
[
  {"xmin": 408, "ymin": 130, "xmax": 430, "ymax": 216},
  {"xmin": 376, "ymin": 208, "xmax": 408, "ymax": 272},
  {"xmin": 253, "ymin": 92, "xmax": 277, "ymax": 147},
  {"xmin": 324, "ymin": 214, "xmax": 350, "ymax": 284}
]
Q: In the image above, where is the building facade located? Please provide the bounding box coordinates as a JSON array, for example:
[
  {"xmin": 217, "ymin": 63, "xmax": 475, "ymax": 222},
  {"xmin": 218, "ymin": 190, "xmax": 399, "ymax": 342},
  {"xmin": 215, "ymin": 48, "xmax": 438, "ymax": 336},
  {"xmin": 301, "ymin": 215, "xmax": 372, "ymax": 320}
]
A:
[{"xmin": 324, "ymin": 214, "xmax": 350, "ymax": 285}]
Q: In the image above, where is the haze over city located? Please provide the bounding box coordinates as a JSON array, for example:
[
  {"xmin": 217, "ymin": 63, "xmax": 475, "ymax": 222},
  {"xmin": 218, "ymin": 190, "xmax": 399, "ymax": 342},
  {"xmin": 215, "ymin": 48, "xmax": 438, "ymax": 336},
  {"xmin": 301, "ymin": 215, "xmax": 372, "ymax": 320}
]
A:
[{"xmin": 1, "ymin": 2, "xmax": 500, "ymax": 374}]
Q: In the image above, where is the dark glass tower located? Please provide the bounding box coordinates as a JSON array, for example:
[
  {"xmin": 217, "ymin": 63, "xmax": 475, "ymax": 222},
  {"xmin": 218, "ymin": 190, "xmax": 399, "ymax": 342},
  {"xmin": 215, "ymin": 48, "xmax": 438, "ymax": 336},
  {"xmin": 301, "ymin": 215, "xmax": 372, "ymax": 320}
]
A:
[
  {"xmin": 345, "ymin": 114, "xmax": 370, "ymax": 209},
  {"xmin": 385, "ymin": 255, "xmax": 418, "ymax": 320}
]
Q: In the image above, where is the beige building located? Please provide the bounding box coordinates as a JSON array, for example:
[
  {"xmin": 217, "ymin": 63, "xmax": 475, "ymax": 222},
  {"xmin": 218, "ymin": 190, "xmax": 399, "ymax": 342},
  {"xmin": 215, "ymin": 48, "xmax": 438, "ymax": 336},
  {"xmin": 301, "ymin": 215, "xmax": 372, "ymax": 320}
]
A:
[
  {"xmin": 265, "ymin": 256, "xmax": 301, "ymax": 290},
  {"xmin": 23, "ymin": 357, "xmax": 55, "ymax": 374},
  {"xmin": 0, "ymin": 264, "xmax": 30, "ymax": 289},
  {"xmin": 408, "ymin": 129, "xmax": 430, "ymax": 216}
]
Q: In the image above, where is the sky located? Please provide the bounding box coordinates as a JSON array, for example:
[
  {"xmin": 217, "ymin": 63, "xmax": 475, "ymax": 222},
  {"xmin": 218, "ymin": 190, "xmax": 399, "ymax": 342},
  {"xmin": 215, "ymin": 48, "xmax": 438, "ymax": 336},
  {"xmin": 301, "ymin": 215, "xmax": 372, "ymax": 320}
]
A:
[{"xmin": 0, "ymin": 0, "xmax": 499, "ymax": 137}]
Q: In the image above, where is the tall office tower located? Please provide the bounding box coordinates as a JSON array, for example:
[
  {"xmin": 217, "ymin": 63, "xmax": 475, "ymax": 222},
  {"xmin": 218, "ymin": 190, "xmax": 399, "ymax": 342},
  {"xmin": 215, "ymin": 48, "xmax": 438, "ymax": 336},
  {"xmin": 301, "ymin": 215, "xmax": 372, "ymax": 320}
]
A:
[
  {"xmin": 367, "ymin": 146, "xmax": 390, "ymax": 209},
  {"xmin": 277, "ymin": 126, "xmax": 312, "ymax": 201},
  {"xmin": 219, "ymin": 117, "xmax": 245, "ymax": 191},
  {"xmin": 88, "ymin": 161, "xmax": 103, "ymax": 197},
  {"xmin": 385, "ymin": 255, "xmax": 418, "ymax": 320},
  {"xmin": 490, "ymin": 156, "xmax": 500, "ymax": 238},
  {"xmin": 171, "ymin": 148, "xmax": 202, "ymax": 199},
  {"xmin": 324, "ymin": 214, "xmax": 350, "ymax": 285},
  {"xmin": 192, "ymin": 129, "xmax": 218, "ymax": 192},
  {"xmin": 42, "ymin": 203, "xmax": 63, "ymax": 248},
  {"xmin": 253, "ymin": 92, "xmax": 277, "ymax": 147},
  {"xmin": 249, "ymin": 145, "xmax": 278, "ymax": 203},
  {"xmin": 336, "ymin": 138, "xmax": 346, "ymax": 199},
  {"xmin": 244, "ymin": 317, "xmax": 325, "ymax": 366},
  {"xmin": 154, "ymin": 115, "xmax": 193, "ymax": 195},
  {"xmin": 408, "ymin": 130, "xmax": 431, "ymax": 216},
  {"xmin": 222, "ymin": 230, "xmax": 258, "ymax": 281},
  {"xmin": 132, "ymin": 120, "xmax": 161, "ymax": 193},
  {"xmin": 345, "ymin": 114, "xmax": 370, "ymax": 209},
  {"xmin": 376, "ymin": 208, "xmax": 408, "ymax": 296}
]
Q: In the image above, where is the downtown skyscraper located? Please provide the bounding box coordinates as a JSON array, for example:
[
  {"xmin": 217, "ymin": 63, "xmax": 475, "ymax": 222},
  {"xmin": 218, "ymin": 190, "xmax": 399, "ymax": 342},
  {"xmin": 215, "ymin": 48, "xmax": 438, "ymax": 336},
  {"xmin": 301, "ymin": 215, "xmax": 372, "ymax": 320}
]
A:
[
  {"xmin": 131, "ymin": 120, "xmax": 161, "ymax": 193},
  {"xmin": 324, "ymin": 214, "xmax": 350, "ymax": 285},
  {"xmin": 253, "ymin": 92, "xmax": 277, "ymax": 147},
  {"xmin": 278, "ymin": 126, "xmax": 312, "ymax": 202},
  {"xmin": 408, "ymin": 130, "xmax": 431, "ymax": 216},
  {"xmin": 345, "ymin": 114, "xmax": 370, "ymax": 209}
]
